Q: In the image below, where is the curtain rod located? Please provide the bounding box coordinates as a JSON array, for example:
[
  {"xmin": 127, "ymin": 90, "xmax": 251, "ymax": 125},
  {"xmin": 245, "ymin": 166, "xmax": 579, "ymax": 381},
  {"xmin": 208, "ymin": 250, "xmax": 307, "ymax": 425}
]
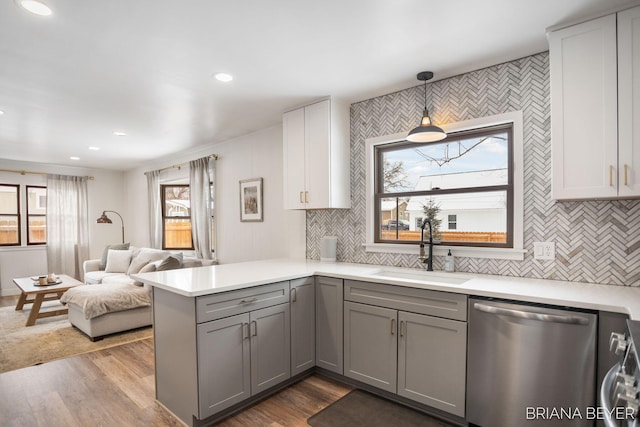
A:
[
  {"xmin": 0, "ymin": 168, "xmax": 94, "ymax": 180},
  {"xmin": 153, "ymin": 154, "xmax": 218, "ymax": 174}
]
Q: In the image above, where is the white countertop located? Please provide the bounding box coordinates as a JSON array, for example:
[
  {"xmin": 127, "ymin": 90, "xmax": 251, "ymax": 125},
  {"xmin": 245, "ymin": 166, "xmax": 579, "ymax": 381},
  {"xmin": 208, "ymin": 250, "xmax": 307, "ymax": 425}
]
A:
[{"xmin": 132, "ymin": 258, "xmax": 640, "ymax": 320}]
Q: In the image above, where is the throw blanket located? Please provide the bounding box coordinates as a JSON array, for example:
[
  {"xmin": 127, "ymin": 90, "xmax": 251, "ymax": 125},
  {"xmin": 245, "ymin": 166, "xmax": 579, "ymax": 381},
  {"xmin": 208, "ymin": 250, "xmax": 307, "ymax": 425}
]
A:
[{"xmin": 61, "ymin": 283, "xmax": 151, "ymax": 320}]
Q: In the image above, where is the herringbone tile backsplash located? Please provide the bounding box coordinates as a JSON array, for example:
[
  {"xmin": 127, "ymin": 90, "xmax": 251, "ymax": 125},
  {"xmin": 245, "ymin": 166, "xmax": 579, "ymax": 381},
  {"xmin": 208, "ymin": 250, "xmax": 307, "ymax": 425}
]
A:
[{"xmin": 307, "ymin": 52, "xmax": 640, "ymax": 287}]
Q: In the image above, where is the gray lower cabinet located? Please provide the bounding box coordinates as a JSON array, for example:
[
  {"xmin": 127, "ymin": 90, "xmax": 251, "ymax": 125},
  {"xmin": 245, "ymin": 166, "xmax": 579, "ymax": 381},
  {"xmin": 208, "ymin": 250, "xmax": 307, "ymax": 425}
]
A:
[
  {"xmin": 290, "ymin": 277, "xmax": 315, "ymax": 375},
  {"xmin": 315, "ymin": 276, "xmax": 343, "ymax": 374},
  {"xmin": 197, "ymin": 313, "xmax": 250, "ymax": 417},
  {"xmin": 343, "ymin": 280, "xmax": 467, "ymax": 418},
  {"xmin": 397, "ymin": 311, "xmax": 466, "ymax": 418},
  {"xmin": 154, "ymin": 282, "xmax": 291, "ymax": 426},
  {"xmin": 344, "ymin": 301, "xmax": 398, "ymax": 393},
  {"xmin": 198, "ymin": 303, "xmax": 291, "ymax": 419}
]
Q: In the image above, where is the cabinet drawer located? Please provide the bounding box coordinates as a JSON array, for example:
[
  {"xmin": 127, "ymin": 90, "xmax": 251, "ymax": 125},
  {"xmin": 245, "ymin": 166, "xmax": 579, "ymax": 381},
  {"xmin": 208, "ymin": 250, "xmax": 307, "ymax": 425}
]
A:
[
  {"xmin": 344, "ymin": 280, "xmax": 467, "ymax": 321},
  {"xmin": 196, "ymin": 281, "xmax": 289, "ymax": 323}
]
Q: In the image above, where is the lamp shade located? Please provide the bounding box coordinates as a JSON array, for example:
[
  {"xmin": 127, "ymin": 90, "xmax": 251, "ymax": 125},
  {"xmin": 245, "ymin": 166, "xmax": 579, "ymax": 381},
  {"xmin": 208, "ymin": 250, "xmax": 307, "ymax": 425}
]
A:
[
  {"xmin": 407, "ymin": 71, "xmax": 447, "ymax": 143},
  {"xmin": 96, "ymin": 212, "xmax": 113, "ymax": 224}
]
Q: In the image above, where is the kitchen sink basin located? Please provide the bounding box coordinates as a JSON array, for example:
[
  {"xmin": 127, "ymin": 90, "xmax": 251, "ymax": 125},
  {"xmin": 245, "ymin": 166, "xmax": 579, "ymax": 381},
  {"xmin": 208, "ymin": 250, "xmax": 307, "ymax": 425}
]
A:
[{"xmin": 370, "ymin": 269, "xmax": 469, "ymax": 285}]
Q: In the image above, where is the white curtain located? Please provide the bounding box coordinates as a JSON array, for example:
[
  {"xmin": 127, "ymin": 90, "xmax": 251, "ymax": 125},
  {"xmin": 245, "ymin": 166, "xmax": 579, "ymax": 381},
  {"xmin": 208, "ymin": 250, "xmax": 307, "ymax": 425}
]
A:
[
  {"xmin": 189, "ymin": 156, "xmax": 215, "ymax": 259},
  {"xmin": 46, "ymin": 174, "xmax": 89, "ymax": 280},
  {"xmin": 145, "ymin": 170, "xmax": 162, "ymax": 249}
]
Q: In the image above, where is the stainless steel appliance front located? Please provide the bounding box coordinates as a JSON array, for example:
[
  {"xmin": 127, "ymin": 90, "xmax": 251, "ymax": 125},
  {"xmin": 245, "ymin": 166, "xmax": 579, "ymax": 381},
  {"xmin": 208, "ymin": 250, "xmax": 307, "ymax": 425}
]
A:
[{"xmin": 467, "ymin": 297, "xmax": 597, "ymax": 426}]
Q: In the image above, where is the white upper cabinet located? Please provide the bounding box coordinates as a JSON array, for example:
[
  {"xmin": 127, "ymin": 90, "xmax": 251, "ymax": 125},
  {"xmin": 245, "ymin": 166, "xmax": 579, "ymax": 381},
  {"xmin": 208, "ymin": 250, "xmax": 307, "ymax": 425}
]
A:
[
  {"xmin": 618, "ymin": 6, "xmax": 640, "ymax": 197},
  {"xmin": 283, "ymin": 98, "xmax": 350, "ymax": 209},
  {"xmin": 550, "ymin": 6, "xmax": 640, "ymax": 200}
]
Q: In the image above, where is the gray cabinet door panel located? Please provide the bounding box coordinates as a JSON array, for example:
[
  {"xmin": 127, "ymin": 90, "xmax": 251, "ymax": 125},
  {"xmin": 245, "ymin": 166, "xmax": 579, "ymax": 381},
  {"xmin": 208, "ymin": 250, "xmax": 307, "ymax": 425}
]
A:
[
  {"xmin": 197, "ymin": 313, "xmax": 251, "ymax": 419},
  {"xmin": 344, "ymin": 301, "xmax": 398, "ymax": 393},
  {"xmin": 291, "ymin": 277, "xmax": 315, "ymax": 375},
  {"xmin": 397, "ymin": 311, "xmax": 467, "ymax": 418},
  {"xmin": 315, "ymin": 276, "xmax": 343, "ymax": 374},
  {"xmin": 344, "ymin": 280, "xmax": 468, "ymax": 321},
  {"xmin": 250, "ymin": 303, "xmax": 291, "ymax": 395}
]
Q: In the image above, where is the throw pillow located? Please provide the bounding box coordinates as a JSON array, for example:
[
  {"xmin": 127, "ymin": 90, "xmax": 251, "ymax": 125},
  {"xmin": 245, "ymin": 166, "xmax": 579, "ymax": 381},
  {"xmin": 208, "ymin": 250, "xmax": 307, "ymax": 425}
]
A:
[
  {"xmin": 138, "ymin": 262, "xmax": 157, "ymax": 274},
  {"xmin": 100, "ymin": 243, "xmax": 130, "ymax": 270},
  {"xmin": 104, "ymin": 249, "xmax": 133, "ymax": 273},
  {"xmin": 156, "ymin": 255, "xmax": 182, "ymax": 271},
  {"xmin": 126, "ymin": 248, "xmax": 172, "ymax": 275}
]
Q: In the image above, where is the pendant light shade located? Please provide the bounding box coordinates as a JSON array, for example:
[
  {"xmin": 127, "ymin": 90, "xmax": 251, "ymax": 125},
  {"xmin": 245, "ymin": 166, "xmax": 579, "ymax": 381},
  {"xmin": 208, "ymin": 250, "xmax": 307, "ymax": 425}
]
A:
[{"xmin": 407, "ymin": 71, "xmax": 446, "ymax": 143}]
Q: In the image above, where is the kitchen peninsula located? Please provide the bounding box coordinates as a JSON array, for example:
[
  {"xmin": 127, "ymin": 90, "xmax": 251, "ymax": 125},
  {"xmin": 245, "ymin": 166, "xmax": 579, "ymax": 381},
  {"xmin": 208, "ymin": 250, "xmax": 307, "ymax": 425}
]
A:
[{"xmin": 133, "ymin": 258, "xmax": 640, "ymax": 427}]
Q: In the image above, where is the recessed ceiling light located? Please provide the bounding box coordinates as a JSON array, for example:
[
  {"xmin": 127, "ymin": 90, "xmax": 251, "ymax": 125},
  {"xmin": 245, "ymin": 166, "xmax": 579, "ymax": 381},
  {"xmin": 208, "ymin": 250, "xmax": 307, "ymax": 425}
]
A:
[
  {"xmin": 70, "ymin": 156, "xmax": 80, "ymax": 160},
  {"xmin": 17, "ymin": 0, "xmax": 52, "ymax": 16},
  {"xmin": 0, "ymin": 110, "xmax": 4, "ymax": 116},
  {"xmin": 214, "ymin": 73, "xmax": 233, "ymax": 83},
  {"xmin": 88, "ymin": 146, "xmax": 100, "ymax": 151},
  {"xmin": 113, "ymin": 131, "xmax": 126, "ymax": 136}
]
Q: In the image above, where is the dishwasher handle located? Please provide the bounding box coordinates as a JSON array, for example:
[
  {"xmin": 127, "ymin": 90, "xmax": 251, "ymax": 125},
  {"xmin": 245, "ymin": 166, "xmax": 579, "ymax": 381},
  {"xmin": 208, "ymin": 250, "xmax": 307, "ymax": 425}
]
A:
[
  {"xmin": 473, "ymin": 302, "xmax": 590, "ymax": 325},
  {"xmin": 600, "ymin": 362, "xmax": 621, "ymax": 427}
]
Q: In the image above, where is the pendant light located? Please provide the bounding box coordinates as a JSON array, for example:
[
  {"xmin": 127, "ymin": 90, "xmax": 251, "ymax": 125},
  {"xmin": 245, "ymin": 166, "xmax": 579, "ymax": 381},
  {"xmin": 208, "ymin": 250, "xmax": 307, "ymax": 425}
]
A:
[{"xmin": 407, "ymin": 71, "xmax": 446, "ymax": 143}]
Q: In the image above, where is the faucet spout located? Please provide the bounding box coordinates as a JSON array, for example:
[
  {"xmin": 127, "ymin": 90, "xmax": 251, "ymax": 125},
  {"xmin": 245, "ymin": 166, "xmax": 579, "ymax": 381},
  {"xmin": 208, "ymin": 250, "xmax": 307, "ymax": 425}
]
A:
[{"xmin": 418, "ymin": 219, "xmax": 433, "ymax": 271}]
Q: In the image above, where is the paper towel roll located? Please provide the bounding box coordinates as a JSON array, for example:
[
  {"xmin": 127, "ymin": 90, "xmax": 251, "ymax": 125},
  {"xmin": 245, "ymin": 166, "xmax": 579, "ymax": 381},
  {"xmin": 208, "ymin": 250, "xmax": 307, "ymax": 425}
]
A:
[{"xmin": 320, "ymin": 236, "xmax": 337, "ymax": 262}]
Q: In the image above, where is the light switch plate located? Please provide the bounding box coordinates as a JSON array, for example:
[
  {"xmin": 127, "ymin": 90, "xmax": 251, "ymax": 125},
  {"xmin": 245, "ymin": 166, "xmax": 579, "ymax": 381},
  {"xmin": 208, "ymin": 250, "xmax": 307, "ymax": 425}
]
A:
[{"xmin": 533, "ymin": 242, "xmax": 555, "ymax": 260}]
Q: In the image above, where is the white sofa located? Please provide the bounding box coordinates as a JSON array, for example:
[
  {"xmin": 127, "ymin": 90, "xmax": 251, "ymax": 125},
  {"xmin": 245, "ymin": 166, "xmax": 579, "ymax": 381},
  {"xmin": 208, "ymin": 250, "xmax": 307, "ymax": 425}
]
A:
[{"xmin": 62, "ymin": 247, "xmax": 215, "ymax": 340}]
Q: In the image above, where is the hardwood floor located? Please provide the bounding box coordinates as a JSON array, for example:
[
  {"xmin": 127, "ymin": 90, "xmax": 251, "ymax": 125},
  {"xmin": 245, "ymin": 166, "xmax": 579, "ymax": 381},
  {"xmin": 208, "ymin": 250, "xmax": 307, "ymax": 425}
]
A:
[{"xmin": 0, "ymin": 298, "xmax": 353, "ymax": 427}]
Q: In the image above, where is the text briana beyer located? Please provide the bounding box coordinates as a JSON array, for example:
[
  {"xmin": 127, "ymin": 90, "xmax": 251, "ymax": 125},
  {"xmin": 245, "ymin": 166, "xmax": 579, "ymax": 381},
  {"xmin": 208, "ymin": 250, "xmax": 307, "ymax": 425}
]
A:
[{"xmin": 526, "ymin": 407, "xmax": 636, "ymax": 420}]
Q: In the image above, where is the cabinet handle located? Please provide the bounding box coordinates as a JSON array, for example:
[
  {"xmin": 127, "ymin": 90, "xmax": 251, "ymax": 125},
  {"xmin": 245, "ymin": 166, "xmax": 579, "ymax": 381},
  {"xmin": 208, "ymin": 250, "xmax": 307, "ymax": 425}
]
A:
[
  {"xmin": 252, "ymin": 320, "xmax": 258, "ymax": 336},
  {"xmin": 291, "ymin": 287, "xmax": 297, "ymax": 303},
  {"xmin": 299, "ymin": 191, "xmax": 304, "ymax": 203},
  {"xmin": 305, "ymin": 191, "xmax": 309, "ymax": 203},
  {"xmin": 610, "ymin": 165, "xmax": 614, "ymax": 187},
  {"xmin": 625, "ymin": 164, "xmax": 629, "ymax": 186},
  {"xmin": 240, "ymin": 298, "xmax": 258, "ymax": 304},
  {"xmin": 242, "ymin": 322, "xmax": 249, "ymax": 340},
  {"xmin": 391, "ymin": 318, "xmax": 396, "ymax": 335},
  {"xmin": 400, "ymin": 320, "xmax": 405, "ymax": 337}
]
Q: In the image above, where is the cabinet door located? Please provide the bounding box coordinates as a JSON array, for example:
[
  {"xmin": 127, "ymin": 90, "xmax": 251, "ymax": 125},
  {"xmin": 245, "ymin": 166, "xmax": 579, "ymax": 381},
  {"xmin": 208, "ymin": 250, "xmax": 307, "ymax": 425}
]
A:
[
  {"xmin": 344, "ymin": 301, "xmax": 398, "ymax": 393},
  {"xmin": 550, "ymin": 14, "xmax": 618, "ymax": 199},
  {"xmin": 304, "ymin": 99, "xmax": 331, "ymax": 209},
  {"xmin": 315, "ymin": 276, "xmax": 343, "ymax": 374},
  {"xmin": 290, "ymin": 277, "xmax": 315, "ymax": 375},
  {"xmin": 397, "ymin": 311, "xmax": 467, "ymax": 418},
  {"xmin": 250, "ymin": 303, "xmax": 291, "ymax": 395},
  {"xmin": 197, "ymin": 313, "xmax": 250, "ymax": 419},
  {"xmin": 283, "ymin": 107, "xmax": 307, "ymax": 209},
  {"xmin": 618, "ymin": 6, "xmax": 640, "ymax": 197}
]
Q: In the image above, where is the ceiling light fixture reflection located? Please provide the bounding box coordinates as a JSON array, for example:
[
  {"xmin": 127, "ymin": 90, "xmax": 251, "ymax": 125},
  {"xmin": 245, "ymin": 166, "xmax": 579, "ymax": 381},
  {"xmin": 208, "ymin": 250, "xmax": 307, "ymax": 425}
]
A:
[
  {"xmin": 0, "ymin": 110, "xmax": 5, "ymax": 116},
  {"xmin": 113, "ymin": 131, "xmax": 126, "ymax": 136},
  {"xmin": 88, "ymin": 146, "xmax": 100, "ymax": 151},
  {"xmin": 70, "ymin": 156, "xmax": 80, "ymax": 160},
  {"xmin": 214, "ymin": 73, "xmax": 233, "ymax": 82},
  {"xmin": 17, "ymin": 0, "xmax": 52, "ymax": 16}
]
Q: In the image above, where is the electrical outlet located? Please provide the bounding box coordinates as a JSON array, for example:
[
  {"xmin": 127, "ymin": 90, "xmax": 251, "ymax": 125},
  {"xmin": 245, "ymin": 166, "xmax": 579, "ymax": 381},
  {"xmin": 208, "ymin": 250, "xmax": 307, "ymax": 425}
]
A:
[{"xmin": 533, "ymin": 242, "xmax": 555, "ymax": 260}]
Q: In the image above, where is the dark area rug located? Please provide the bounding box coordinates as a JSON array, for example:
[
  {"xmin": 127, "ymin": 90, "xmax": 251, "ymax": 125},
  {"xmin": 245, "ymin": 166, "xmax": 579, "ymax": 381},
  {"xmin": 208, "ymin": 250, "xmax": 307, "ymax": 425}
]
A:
[{"xmin": 307, "ymin": 389, "xmax": 454, "ymax": 427}]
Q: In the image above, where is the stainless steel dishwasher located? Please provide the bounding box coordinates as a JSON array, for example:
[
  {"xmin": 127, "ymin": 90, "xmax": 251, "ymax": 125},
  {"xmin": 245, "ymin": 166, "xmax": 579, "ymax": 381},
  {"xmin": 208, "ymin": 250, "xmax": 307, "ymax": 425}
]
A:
[{"xmin": 467, "ymin": 297, "xmax": 597, "ymax": 427}]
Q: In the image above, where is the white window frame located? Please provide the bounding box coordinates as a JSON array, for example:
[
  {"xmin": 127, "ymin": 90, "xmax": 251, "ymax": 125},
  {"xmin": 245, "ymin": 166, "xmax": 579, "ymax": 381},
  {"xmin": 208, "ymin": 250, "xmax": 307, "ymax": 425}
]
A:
[{"xmin": 364, "ymin": 111, "xmax": 526, "ymax": 260}]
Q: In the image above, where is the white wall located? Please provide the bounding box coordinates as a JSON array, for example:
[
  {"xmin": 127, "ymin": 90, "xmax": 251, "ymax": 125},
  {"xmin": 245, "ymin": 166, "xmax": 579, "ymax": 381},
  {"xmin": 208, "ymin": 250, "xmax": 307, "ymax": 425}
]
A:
[
  {"xmin": 124, "ymin": 124, "xmax": 306, "ymax": 264},
  {"xmin": 0, "ymin": 159, "xmax": 125, "ymax": 295}
]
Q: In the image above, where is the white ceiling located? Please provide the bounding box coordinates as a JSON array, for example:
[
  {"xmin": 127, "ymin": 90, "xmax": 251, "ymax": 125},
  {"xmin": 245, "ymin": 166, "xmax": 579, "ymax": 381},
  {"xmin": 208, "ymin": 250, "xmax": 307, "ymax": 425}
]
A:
[{"xmin": 0, "ymin": 0, "xmax": 634, "ymax": 171}]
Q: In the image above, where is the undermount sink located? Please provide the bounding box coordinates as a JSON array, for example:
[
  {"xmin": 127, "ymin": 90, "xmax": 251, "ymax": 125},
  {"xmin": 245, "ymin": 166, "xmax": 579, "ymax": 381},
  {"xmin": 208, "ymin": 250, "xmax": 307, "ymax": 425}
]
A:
[{"xmin": 370, "ymin": 269, "xmax": 469, "ymax": 285}]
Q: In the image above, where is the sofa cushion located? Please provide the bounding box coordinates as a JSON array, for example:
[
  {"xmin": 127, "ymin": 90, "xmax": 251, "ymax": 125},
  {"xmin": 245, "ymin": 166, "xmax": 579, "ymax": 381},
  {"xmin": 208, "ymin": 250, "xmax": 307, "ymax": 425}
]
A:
[
  {"xmin": 105, "ymin": 249, "xmax": 133, "ymax": 273},
  {"xmin": 154, "ymin": 253, "xmax": 183, "ymax": 271},
  {"xmin": 101, "ymin": 275, "xmax": 138, "ymax": 286},
  {"xmin": 127, "ymin": 248, "xmax": 173, "ymax": 275},
  {"xmin": 85, "ymin": 270, "xmax": 123, "ymax": 285},
  {"xmin": 100, "ymin": 243, "xmax": 130, "ymax": 270}
]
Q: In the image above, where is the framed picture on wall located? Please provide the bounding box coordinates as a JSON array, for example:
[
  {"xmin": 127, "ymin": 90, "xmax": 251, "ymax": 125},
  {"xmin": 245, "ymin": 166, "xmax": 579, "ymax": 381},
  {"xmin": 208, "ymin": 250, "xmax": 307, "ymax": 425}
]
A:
[{"xmin": 239, "ymin": 178, "xmax": 263, "ymax": 222}]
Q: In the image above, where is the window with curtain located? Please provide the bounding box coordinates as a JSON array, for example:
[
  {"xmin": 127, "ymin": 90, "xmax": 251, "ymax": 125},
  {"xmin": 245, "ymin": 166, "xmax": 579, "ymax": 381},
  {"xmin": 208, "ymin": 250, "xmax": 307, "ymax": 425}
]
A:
[
  {"xmin": 0, "ymin": 184, "xmax": 20, "ymax": 246},
  {"xmin": 161, "ymin": 184, "xmax": 194, "ymax": 250},
  {"xmin": 27, "ymin": 186, "xmax": 46, "ymax": 245}
]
